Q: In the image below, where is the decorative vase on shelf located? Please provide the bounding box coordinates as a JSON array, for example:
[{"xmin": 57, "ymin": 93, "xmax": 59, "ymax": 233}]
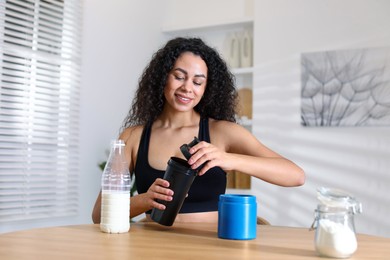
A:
[
  {"xmin": 240, "ymin": 30, "xmax": 252, "ymax": 68},
  {"xmin": 224, "ymin": 32, "xmax": 241, "ymax": 68}
]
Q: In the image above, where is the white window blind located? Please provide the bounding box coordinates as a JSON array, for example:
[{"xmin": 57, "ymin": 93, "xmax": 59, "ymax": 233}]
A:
[{"xmin": 0, "ymin": 0, "xmax": 82, "ymax": 223}]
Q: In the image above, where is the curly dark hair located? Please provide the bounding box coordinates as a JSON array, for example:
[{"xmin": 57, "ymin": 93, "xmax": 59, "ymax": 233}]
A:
[{"xmin": 121, "ymin": 37, "xmax": 238, "ymax": 130}]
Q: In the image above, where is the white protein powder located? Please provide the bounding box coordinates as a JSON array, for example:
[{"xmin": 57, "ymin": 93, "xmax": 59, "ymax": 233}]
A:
[{"xmin": 315, "ymin": 219, "xmax": 357, "ymax": 258}]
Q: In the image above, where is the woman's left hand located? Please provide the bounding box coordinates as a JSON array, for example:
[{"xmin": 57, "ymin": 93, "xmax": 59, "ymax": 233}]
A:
[{"xmin": 187, "ymin": 141, "xmax": 231, "ymax": 175}]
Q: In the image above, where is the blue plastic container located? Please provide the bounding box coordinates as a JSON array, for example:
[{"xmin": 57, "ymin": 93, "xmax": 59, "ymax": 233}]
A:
[{"xmin": 218, "ymin": 194, "xmax": 257, "ymax": 240}]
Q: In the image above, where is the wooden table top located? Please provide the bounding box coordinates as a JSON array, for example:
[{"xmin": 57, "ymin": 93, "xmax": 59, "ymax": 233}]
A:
[{"xmin": 0, "ymin": 222, "xmax": 389, "ymax": 259}]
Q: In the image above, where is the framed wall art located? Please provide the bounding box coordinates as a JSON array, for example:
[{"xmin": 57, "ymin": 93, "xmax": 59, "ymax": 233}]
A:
[{"xmin": 301, "ymin": 47, "xmax": 390, "ymax": 127}]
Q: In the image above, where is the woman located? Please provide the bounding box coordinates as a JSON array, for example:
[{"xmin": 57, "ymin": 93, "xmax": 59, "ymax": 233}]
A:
[{"xmin": 92, "ymin": 37, "xmax": 305, "ymax": 224}]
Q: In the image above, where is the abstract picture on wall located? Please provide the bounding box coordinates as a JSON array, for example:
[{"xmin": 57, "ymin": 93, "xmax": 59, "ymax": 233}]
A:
[{"xmin": 301, "ymin": 47, "xmax": 390, "ymax": 127}]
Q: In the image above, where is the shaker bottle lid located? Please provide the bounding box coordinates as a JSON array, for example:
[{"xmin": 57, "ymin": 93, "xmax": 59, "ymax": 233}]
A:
[
  {"xmin": 317, "ymin": 187, "xmax": 362, "ymax": 214},
  {"xmin": 180, "ymin": 137, "xmax": 206, "ymax": 172},
  {"xmin": 180, "ymin": 137, "xmax": 200, "ymax": 161}
]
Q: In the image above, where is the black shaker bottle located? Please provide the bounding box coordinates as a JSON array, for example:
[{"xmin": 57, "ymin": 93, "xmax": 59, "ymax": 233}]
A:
[{"xmin": 150, "ymin": 137, "xmax": 203, "ymax": 226}]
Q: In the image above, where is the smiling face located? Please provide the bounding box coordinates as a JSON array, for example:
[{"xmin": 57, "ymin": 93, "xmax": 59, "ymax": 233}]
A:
[{"xmin": 163, "ymin": 52, "xmax": 208, "ymax": 113}]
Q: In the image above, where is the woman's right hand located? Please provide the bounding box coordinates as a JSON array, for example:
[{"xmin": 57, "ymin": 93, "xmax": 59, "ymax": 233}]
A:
[{"xmin": 144, "ymin": 178, "xmax": 173, "ymax": 210}]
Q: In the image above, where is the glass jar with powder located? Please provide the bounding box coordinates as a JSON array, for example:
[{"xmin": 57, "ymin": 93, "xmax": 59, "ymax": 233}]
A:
[{"xmin": 311, "ymin": 187, "xmax": 362, "ymax": 258}]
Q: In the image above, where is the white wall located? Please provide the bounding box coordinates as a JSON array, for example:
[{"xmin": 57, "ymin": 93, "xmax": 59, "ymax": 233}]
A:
[
  {"xmin": 252, "ymin": 0, "xmax": 390, "ymax": 237},
  {"xmin": 162, "ymin": 0, "xmax": 253, "ymax": 29},
  {"xmin": 78, "ymin": 0, "xmax": 165, "ymax": 225}
]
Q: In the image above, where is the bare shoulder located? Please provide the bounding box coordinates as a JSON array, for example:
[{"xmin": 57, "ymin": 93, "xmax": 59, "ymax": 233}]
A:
[
  {"xmin": 208, "ymin": 118, "xmax": 275, "ymax": 156},
  {"xmin": 208, "ymin": 119, "xmax": 253, "ymax": 150},
  {"xmin": 119, "ymin": 125, "xmax": 144, "ymax": 169},
  {"xmin": 119, "ymin": 125, "xmax": 144, "ymax": 150},
  {"xmin": 209, "ymin": 119, "xmax": 249, "ymax": 137}
]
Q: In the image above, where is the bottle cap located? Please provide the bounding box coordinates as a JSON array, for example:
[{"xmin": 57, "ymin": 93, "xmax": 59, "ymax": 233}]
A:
[
  {"xmin": 179, "ymin": 137, "xmax": 205, "ymax": 172},
  {"xmin": 180, "ymin": 136, "xmax": 199, "ymax": 160}
]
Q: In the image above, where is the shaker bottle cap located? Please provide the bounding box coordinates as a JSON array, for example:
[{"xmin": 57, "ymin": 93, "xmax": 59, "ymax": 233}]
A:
[
  {"xmin": 180, "ymin": 137, "xmax": 200, "ymax": 160},
  {"xmin": 179, "ymin": 137, "xmax": 206, "ymax": 172}
]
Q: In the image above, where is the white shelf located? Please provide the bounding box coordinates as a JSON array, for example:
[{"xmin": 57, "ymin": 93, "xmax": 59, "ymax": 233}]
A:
[
  {"xmin": 231, "ymin": 67, "xmax": 254, "ymax": 75},
  {"xmin": 162, "ymin": 17, "xmax": 253, "ymax": 34}
]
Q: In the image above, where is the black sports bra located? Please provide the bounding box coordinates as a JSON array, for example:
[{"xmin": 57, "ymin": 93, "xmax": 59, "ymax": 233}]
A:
[{"xmin": 134, "ymin": 118, "xmax": 226, "ymax": 213}]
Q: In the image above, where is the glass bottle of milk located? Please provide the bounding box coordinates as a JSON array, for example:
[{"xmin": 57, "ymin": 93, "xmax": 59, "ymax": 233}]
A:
[{"xmin": 100, "ymin": 139, "xmax": 131, "ymax": 233}]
